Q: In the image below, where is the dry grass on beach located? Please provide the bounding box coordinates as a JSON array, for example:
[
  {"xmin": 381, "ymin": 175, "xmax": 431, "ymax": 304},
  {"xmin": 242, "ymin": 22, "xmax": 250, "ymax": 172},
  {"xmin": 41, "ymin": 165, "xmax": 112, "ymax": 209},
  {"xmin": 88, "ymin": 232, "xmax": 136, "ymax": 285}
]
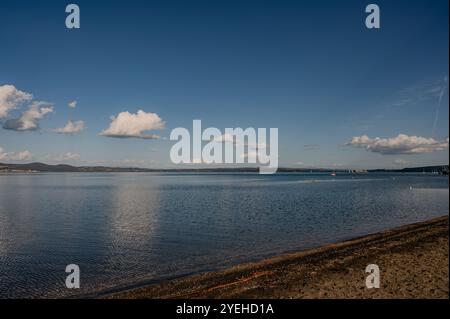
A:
[{"xmin": 108, "ymin": 216, "xmax": 449, "ymax": 299}]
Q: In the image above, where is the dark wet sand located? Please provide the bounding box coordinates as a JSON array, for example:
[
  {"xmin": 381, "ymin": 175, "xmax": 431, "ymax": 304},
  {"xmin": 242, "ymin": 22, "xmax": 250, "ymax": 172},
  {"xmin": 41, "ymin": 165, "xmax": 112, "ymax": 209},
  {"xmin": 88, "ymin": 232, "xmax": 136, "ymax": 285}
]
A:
[{"xmin": 108, "ymin": 216, "xmax": 449, "ymax": 299}]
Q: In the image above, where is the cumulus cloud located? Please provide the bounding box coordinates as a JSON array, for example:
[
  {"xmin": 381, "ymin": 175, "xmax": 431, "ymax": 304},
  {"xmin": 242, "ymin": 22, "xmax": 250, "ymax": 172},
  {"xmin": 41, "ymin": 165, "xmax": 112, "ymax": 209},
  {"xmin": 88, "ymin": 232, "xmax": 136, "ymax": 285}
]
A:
[
  {"xmin": 68, "ymin": 100, "xmax": 77, "ymax": 108},
  {"xmin": 55, "ymin": 120, "xmax": 85, "ymax": 134},
  {"xmin": 3, "ymin": 101, "xmax": 54, "ymax": 131},
  {"xmin": 0, "ymin": 84, "xmax": 33, "ymax": 118},
  {"xmin": 0, "ymin": 146, "xmax": 33, "ymax": 161},
  {"xmin": 347, "ymin": 134, "xmax": 449, "ymax": 155},
  {"xmin": 100, "ymin": 110, "xmax": 165, "ymax": 139}
]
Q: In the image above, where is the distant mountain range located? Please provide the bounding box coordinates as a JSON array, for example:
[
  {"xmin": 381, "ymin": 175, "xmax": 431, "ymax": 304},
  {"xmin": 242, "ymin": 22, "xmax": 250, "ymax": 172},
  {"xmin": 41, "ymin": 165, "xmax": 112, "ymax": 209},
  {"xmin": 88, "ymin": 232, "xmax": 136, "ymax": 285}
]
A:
[{"xmin": 0, "ymin": 162, "xmax": 448, "ymax": 174}]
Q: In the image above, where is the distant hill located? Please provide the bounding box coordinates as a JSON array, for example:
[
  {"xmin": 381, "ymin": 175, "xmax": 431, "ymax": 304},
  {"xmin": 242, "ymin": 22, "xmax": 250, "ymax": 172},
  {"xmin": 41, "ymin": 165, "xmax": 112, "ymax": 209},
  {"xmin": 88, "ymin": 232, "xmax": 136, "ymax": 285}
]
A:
[
  {"xmin": 368, "ymin": 165, "xmax": 449, "ymax": 175},
  {"xmin": 0, "ymin": 162, "xmax": 155, "ymax": 172},
  {"xmin": 0, "ymin": 162, "xmax": 448, "ymax": 174}
]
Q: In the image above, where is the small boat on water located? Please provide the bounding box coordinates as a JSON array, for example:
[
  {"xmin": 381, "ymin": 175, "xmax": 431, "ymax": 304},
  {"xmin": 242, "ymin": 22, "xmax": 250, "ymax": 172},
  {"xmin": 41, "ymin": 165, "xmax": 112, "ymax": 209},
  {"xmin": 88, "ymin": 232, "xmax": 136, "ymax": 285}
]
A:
[{"xmin": 331, "ymin": 172, "xmax": 336, "ymax": 177}]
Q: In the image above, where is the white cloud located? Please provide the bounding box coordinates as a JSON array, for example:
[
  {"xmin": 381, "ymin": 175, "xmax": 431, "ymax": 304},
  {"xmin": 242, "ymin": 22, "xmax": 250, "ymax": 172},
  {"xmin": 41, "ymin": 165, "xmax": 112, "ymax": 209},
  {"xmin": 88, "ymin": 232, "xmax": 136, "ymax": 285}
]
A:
[
  {"xmin": 55, "ymin": 120, "xmax": 85, "ymax": 134},
  {"xmin": 100, "ymin": 110, "xmax": 165, "ymax": 139},
  {"xmin": 393, "ymin": 159, "xmax": 407, "ymax": 166},
  {"xmin": 0, "ymin": 84, "xmax": 33, "ymax": 118},
  {"xmin": 0, "ymin": 146, "xmax": 33, "ymax": 161},
  {"xmin": 347, "ymin": 134, "xmax": 449, "ymax": 155},
  {"xmin": 240, "ymin": 150, "xmax": 258, "ymax": 160},
  {"xmin": 57, "ymin": 153, "xmax": 80, "ymax": 161},
  {"xmin": 3, "ymin": 101, "xmax": 54, "ymax": 131},
  {"xmin": 43, "ymin": 152, "xmax": 81, "ymax": 162},
  {"xmin": 68, "ymin": 100, "xmax": 77, "ymax": 108},
  {"xmin": 214, "ymin": 133, "xmax": 235, "ymax": 143},
  {"xmin": 214, "ymin": 133, "xmax": 267, "ymax": 149}
]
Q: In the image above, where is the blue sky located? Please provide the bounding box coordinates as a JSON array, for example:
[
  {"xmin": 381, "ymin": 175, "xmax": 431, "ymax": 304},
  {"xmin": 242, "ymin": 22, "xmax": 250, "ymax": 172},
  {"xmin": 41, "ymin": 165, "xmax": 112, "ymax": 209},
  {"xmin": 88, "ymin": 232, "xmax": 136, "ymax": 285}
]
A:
[{"xmin": 0, "ymin": 0, "xmax": 448, "ymax": 169}]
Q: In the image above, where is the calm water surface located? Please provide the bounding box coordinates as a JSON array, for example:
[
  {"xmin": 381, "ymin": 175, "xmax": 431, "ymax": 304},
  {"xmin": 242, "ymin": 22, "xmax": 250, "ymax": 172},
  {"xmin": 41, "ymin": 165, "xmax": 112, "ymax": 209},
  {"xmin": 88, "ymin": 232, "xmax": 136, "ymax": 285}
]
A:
[{"xmin": 0, "ymin": 172, "xmax": 448, "ymax": 298}]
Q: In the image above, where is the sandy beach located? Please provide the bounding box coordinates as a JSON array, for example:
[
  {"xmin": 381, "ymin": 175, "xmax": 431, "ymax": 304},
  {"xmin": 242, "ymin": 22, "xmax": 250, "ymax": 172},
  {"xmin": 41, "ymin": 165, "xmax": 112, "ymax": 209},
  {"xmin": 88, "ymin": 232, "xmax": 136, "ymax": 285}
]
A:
[{"xmin": 108, "ymin": 216, "xmax": 449, "ymax": 299}]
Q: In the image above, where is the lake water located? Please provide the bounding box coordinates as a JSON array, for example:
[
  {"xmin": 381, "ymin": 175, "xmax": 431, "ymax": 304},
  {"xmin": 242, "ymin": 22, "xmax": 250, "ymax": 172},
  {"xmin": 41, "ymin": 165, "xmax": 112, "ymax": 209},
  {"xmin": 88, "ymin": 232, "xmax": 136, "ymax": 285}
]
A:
[{"xmin": 0, "ymin": 172, "xmax": 448, "ymax": 298}]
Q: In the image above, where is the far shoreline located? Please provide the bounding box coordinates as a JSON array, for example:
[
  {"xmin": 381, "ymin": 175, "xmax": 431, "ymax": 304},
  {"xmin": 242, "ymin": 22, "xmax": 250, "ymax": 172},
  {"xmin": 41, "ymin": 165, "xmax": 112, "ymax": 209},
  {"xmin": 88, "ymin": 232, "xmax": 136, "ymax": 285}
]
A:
[{"xmin": 1, "ymin": 162, "xmax": 449, "ymax": 175}]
